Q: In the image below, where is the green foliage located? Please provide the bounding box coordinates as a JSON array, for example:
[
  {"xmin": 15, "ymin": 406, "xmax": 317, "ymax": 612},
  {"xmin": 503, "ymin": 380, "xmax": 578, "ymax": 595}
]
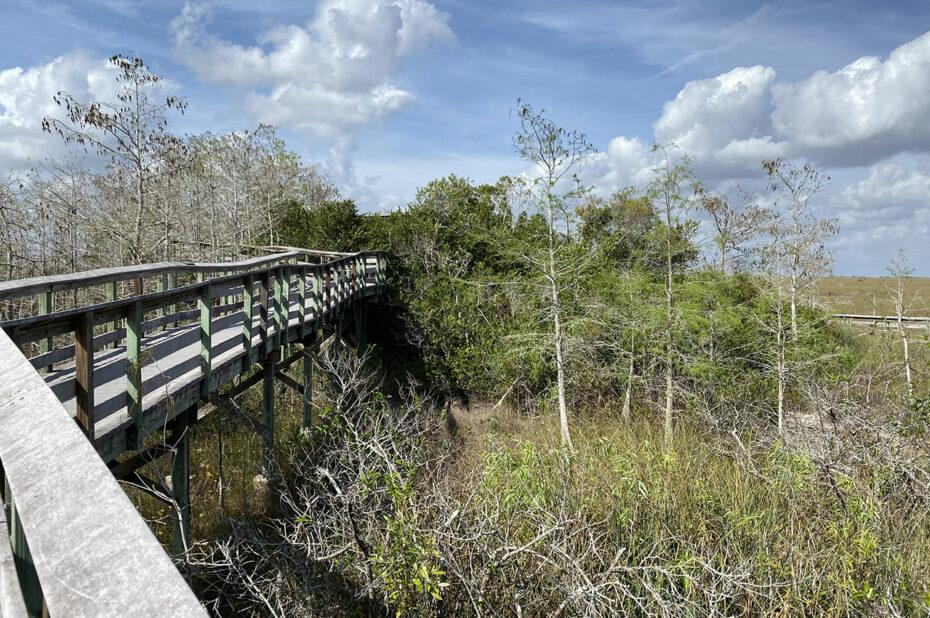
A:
[{"xmin": 276, "ymin": 198, "xmax": 368, "ymax": 252}]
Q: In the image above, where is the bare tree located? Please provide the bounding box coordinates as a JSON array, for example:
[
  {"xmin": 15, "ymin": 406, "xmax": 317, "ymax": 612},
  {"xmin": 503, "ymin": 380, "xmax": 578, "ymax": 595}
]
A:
[
  {"xmin": 43, "ymin": 54, "xmax": 187, "ymax": 263},
  {"xmin": 887, "ymin": 249, "xmax": 916, "ymax": 403},
  {"xmin": 762, "ymin": 158, "xmax": 836, "ymax": 337},
  {"xmin": 510, "ymin": 100, "xmax": 594, "ymax": 449}
]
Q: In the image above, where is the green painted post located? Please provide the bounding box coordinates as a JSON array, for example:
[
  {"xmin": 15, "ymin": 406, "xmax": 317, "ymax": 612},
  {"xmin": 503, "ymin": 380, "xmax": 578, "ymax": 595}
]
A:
[
  {"xmin": 355, "ymin": 302, "xmax": 367, "ymax": 354},
  {"xmin": 199, "ymin": 283, "xmax": 212, "ymax": 402},
  {"xmin": 298, "ymin": 267, "xmax": 307, "ymax": 338},
  {"xmin": 38, "ymin": 292, "xmax": 51, "ymax": 373},
  {"xmin": 279, "ymin": 266, "xmax": 289, "ymax": 349},
  {"xmin": 106, "ymin": 281, "xmax": 118, "ymax": 347},
  {"xmin": 241, "ymin": 274, "xmax": 254, "ymax": 374},
  {"xmin": 303, "ymin": 351, "xmax": 313, "ymax": 431},
  {"xmin": 260, "ymin": 272, "xmax": 271, "ymax": 360},
  {"xmin": 5, "ymin": 478, "xmax": 44, "ymax": 616},
  {"xmin": 126, "ymin": 300, "xmax": 143, "ymax": 448},
  {"xmin": 156, "ymin": 273, "xmax": 166, "ymax": 325},
  {"xmin": 168, "ymin": 273, "xmax": 178, "ymax": 326},
  {"xmin": 171, "ymin": 428, "xmax": 191, "ymax": 556},
  {"xmin": 262, "ymin": 351, "xmax": 276, "ymax": 478}
]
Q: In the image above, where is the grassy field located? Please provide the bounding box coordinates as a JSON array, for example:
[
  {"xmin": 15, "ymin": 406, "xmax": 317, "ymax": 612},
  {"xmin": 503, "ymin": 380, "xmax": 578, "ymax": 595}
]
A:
[{"xmin": 817, "ymin": 276, "xmax": 930, "ymax": 316}]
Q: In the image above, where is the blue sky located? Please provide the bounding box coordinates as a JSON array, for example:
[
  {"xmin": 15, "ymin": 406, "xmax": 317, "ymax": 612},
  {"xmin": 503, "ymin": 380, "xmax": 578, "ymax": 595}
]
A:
[{"xmin": 1, "ymin": 1, "xmax": 929, "ymax": 275}]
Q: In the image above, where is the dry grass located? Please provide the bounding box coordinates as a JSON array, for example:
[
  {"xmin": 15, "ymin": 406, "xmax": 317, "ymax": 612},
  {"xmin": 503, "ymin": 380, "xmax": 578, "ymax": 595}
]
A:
[{"xmin": 817, "ymin": 276, "xmax": 930, "ymax": 316}]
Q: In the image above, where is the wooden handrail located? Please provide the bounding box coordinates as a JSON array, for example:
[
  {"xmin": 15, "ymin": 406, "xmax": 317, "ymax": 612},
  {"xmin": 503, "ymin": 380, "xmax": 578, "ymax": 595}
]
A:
[{"xmin": 0, "ymin": 329, "xmax": 206, "ymax": 616}]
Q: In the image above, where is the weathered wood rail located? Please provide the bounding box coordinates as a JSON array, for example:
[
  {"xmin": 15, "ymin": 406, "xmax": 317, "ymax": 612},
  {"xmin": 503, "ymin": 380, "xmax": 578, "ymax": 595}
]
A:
[{"xmin": 0, "ymin": 248, "xmax": 387, "ymax": 616}]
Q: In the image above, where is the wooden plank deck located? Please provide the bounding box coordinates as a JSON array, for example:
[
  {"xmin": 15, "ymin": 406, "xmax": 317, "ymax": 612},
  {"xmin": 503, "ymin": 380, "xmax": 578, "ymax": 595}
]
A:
[{"xmin": 42, "ymin": 274, "xmax": 376, "ymax": 463}]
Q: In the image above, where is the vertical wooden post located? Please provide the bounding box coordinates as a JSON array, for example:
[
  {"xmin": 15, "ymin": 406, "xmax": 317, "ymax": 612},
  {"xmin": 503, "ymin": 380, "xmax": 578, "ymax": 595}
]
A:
[
  {"xmin": 351, "ymin": 258, "xmax": 358, "ymax": 298},
  {"xmin": 262, "ymin": 351, "xmax": 276, "ymax": 478},
  {"xmin": 38, "ymin": 292, "xmax": 52, "ymax": 373},
  {"xmin": 199, "ymin": 283, "xmax": 212, "ymax": 402},
  {"xmin": 106, "ymin": 281, "xmax": 118, "ymax": 348},
  {"xmin": 277, "ymin": 266, "xmax": 288, "ymax": 349},
  {"xmin": 133, "ymin": 277, "xmax": 142, "ymax": 297},
  {"xmin": 298, "ymin": 267, "xmax": 307, "ymax": 338},
  {"xmin": 260, "ymin": 271, "xmax": 271, "ymax": 360},
  {"xmin": 324, "ymin": 268, "xmax": 332, "ymax": 324},
  {"xmin": 170, "ymin": 424, "xmax": 191, "ymax": 556},
  {"xmin": 4, "ymin": 478, "xmax": 44, "ymax": 616},
  {"xmin": 241, "ymin": 274, "xmax": 254, "ymax": 374},
  {"xmin": 156, "ymin": 273, "xmax": 166, "ymax": 325},
  {"xmin": 303, "ymin": 351, "xmax": 313, "ymax": 431},
  {"xmin": 168, "ymin": 273, "xmax": 178, "ymax": 326},
  {"xmin": 126, "ymin": 300, "xmax": 143, "ymax": 448},
  {"xmin": 75, "ymin": 311, "xmax": 95, "ymax": 441},
  {"xmin": 354, "ymin": 302, "xmax": 367, "ymax": 354}
]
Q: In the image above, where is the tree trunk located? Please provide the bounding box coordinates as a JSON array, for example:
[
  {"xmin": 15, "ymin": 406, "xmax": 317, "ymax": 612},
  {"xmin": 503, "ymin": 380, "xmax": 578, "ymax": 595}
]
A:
[
  {"xmin": 622, "ymin": 343, "xmax": 634, "ymax": 421},
  {"xmin": 547, "ymin": 192, "xmax": 573, "ymax": 450},
  {"xmin": 664, "ymin": 188, "xmax": 674, "ymax": 442}
]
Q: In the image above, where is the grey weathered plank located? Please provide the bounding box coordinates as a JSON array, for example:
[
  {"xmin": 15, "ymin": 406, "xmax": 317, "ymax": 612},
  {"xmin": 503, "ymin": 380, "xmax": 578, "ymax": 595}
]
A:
[{"xmin": 0, "ymin": 330, "xmax": 207, "ymax": 617}]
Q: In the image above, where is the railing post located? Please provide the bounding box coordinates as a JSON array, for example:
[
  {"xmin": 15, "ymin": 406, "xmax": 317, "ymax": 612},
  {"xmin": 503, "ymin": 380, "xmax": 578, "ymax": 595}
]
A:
[
  {"xmin": 4, "ymin": 478, "xmax": 43, "ymax": 616},
  {"xmin": 38, "ymin": 292, "xmax": 52, "ymax": 373},
  {"xmin": 241, "ymin": 274, "xmax": 254, "ymax": 374},
  {"xmin": 126, "ymin": 300, "xmax": 143, "ymax": 448},
  {"xmin": 200, "ymin": 283, "xmax": 212, "ymax": 402},
  {"xmin": 106, "ymin": 281, "xmax": 118, "ymax": 348},
  {"xmin": 298, "ymin": 266, "xmax": 307, "ymax": 338},
  {"xmin": 276, "ymin": 266, "xmax": 287, "ymax": 350},
  {"xmin": 324, "ymin": 268, "xmax": 332, "ymax": 324},
  {"xmin": 311, "ymin": 266, "xmax": 321, "ymax": 330},
  {"xmin": 260, "ymin": 271, "xmax": 271, "ymax": 360},
  {"xmin": 168, "ymin": 273, "xmax": 178, "ymax": 327},
  {"xmin": 351, "ymin": 257, "xmax": 358, "ymax": 298},
  {"xmin": 75, "ymin": 310, "xmax": 95, "ymax": 441},
  {"xmin": 156, "ymin": 273, "xmax": 166, "ymax": 326}
]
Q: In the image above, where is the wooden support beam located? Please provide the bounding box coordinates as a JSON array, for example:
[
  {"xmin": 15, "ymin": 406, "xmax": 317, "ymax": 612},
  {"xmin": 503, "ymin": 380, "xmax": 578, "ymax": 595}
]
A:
[
  {"xmin": 241, "ymin": 274, "xmax": 253, "ymax": 375},
  {"xmin": 170, "ymin": 425, "xmax": 191, "ymax": 556},
  {"xmin": 74, "ymin": 310, "xmax": 95, "ymax": 441},
  {"xmin": 303, "ymin": 351, "xmax": 313, "ymax": 430},
  {"xmin": 274, "ymin": 370, "xmax": 303, "ymax": 395},
  {"xmin": 109, "ymin": 443, "xmax": 173, "ymax": 480},
  {"xmin": 199, "ymin": 283, "xmax": 212, "ymax": 402},
  {"xmin": 354, "ymin": 302, "xmax": 367, "ymax": 354},
  {"xmin": 261, "ymin": 351, "xmax": 277, "ymax": 478}
]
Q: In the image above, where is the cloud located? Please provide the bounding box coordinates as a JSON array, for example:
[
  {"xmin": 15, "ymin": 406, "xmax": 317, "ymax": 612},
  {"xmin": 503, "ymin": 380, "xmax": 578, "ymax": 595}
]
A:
[
  {"xmin": 649, "ymin": 30, "xmax": 930, "ymax": 176},
  {"xmin": 170, "ymin": 0, "xmax": 454, "ymax": 177},
  {"xmin": 0, "ymin": 50, "xmax": 118, "ymax": 171}
]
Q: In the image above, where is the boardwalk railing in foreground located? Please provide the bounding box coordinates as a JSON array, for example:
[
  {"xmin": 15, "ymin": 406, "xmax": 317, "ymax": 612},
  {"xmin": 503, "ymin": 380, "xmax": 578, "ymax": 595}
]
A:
[{"xmin": 0, "ymin": 248, "xmax": 387, "ymax": 615}]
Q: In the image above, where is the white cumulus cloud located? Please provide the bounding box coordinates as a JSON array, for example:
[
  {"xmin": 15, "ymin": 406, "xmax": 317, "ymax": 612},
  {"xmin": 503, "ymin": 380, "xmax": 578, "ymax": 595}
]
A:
[
  {"xmin": 0, "ymin": 50, "xmax": 118, "ymax": 171},
  {"xmin": 170, "ymin": 0, "xmax": 454, "ymax": 177}
]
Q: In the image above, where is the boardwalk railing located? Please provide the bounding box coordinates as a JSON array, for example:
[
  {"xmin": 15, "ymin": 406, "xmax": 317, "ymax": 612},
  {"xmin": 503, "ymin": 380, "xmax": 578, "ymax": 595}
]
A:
[{"xmin": 0, "ymin": 248, "xmax": 387, "ymax": 615}]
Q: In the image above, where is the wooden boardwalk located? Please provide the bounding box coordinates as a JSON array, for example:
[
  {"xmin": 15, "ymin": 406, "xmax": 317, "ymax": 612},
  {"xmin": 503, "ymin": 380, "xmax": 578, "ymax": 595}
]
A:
[{"xmin": 0, "ymin": 248, "xmax": 386, "ymax": 616}]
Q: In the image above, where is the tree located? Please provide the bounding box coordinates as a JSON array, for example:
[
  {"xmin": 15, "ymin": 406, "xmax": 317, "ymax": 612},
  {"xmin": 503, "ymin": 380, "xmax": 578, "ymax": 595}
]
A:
[
  {"xmin": 43, "ymin": 55, "xmax": 187, "ymax": 263},
  {"xmin": 511, "ymin": 100, "xmax": 595, "ymax": 449},
  {"xmin": 700, "ymin": 188, "xmax": 771, "ymax": 273},
  {"xmin": 647, "ymin": 144, "xmax": 700, "ymax": 441},
  {"xmin": 887, "ymin": 249, "xmax": 916, "ymax": 403},
  {"xmin": 762, "ymin": 158, "xmax": 836, "ymax": 337}
]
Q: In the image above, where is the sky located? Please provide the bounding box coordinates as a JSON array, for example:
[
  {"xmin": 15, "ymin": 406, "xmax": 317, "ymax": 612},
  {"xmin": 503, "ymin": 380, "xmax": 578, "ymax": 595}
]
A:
[{"xmin": 1, "ymin": 0, "xmax": 929, "ymax": 276}]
